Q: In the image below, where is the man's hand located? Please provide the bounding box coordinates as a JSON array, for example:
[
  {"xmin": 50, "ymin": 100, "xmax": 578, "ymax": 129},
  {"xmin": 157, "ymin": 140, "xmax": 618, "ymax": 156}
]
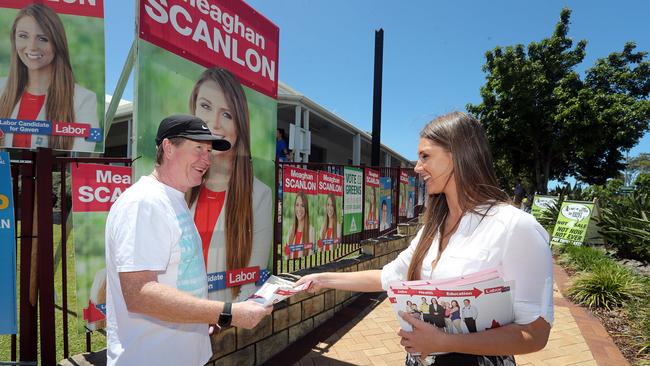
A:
[{"xmin": 231, "ymin": 301, "xmax": 273, "ymax": 329}]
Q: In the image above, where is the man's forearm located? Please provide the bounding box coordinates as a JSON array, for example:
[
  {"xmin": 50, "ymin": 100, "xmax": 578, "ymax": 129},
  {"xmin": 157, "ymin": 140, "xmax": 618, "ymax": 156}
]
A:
[{"xmin": 128, "ymin": 280, "xmax": 222, "ymax": 324}]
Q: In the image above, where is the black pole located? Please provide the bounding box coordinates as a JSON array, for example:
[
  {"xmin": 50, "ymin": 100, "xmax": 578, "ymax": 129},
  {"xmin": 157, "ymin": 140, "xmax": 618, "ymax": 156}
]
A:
[{"xmin": 371, "ymin": 29, "xmax": 384, "ymax": 166}]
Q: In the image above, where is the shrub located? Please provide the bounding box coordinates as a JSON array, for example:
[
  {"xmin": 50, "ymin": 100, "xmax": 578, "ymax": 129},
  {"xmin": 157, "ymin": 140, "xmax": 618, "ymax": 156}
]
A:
[
  {"xmin": 568, "ymin": 263, "xmax": 645, "ymax": 309},
  {"xmin": 596, "ymin": 193, "xmax": 650, "ymax": 262},
  {"xmin": 558, "ymin": 245, "xmax": 610, "ymax": 272}
]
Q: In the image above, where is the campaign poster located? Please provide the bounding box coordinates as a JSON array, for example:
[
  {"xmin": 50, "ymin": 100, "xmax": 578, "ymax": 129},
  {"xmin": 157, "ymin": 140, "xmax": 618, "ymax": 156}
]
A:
[
  {"xmin": 550, "ymin": 200, "xmax": 595, "ymax": 246},
  {"xmin": 407, "ymin": 175, "xmax": 416, "ymax": 219},
  {"xmin": 343, "ymin": 166, "xmax": 362, "ymax": 235},
  {"xmin": 316, "ymin": 171, "xmax": 342, "ymax": 252},
  {"xmin": 364, "ymin": 168, "xmax": 380, "ymax": 230},
  {"xmin": 379, "ymin": 176, "xmax": 392, "ymax": 232},
  {"xmin": 531, "ymin": 195, "xmax": 558, "ymax": 221},
  {"xmin": 0, "ymin": 0, "xmax": 105, "ymax": 152},
  {"xmin": 399, "ymin": 170, "xmax": 409, "ymax": 218},
  {"xmin": 282, "ymin": 166, "xmax": 317, "ymax": 259},
  {"xmin": 71, "ymin": 163, "xmax": 131, "ymax": 332},
  {"xmin": 134, "ymin": 0, "xmax": 279, "ymax": 302},
  {"xmin": 0, "ymin": 151, "xmax": 16, "ymax": 334}
]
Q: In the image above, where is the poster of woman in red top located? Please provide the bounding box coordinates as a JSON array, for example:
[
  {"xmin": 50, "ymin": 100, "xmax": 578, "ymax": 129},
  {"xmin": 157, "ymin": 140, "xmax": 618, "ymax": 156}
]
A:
[
  {"xmin": 316, "ymin": 171, "xmax": 342, "ymax": 252},
  {"xmin": 282, "ymin": 166, "xmax": 317, "ymax": 260},
  {"xmin": 0, "ymin": 1, "xmax": 104, "ymax": 152}
]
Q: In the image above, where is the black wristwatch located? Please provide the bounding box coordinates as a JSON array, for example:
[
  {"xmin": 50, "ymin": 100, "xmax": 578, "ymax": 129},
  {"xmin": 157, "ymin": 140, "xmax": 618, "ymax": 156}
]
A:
[{"xmin": 217, "ymin": 302, "xmax": 232, "ymax": 328}]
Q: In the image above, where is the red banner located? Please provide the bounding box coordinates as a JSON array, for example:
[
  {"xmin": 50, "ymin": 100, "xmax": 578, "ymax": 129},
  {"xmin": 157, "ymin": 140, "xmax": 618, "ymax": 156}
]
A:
[
  {"xmin": 0, "ymin": 0, "xmax": 104, "ymax": 18},
  {"xmin": 139, "ymin": 0, "xmax": 279, "ymax": 98},
  {"xmin": 365, "ymin": 168, "xmax": 380, "ymax": 187},
  {"xmin": 71, "ymin": 164, "xmax": 132, "ymax": 212},
  {"xmin": 318, "ymin": 171, "xmax": 343, "ymax": 196},
  {"xmin": 391, "ymin": 287, "xmax": 484, "ymax": 299},
  {"xmin": 52, "ymin": 122, "xmax": 91, "ymax": 137},
  {"xmin": 400, "ymin": 170, "xmax": 409, "ymax": 185},
  {"xmin": 225, "ymin": 266, "xmax": 259, "ymax": 287},
  {"xmin": 282, "ymin": 166, "xmax": 317, "ymax": 195}
]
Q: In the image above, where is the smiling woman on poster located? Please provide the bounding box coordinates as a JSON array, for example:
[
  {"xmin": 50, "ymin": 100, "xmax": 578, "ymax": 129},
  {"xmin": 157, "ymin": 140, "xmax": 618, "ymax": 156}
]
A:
[
  {"xmin": 0, "ymin": 3, "xmax": 98, "ymax": 151},
  {"xmin": 188, "ymin": 67, "xmax": 272, "ymax": 302},
  {"xmin": 318, "ymin": 193, "xmax": 341, "ymax": 251}
]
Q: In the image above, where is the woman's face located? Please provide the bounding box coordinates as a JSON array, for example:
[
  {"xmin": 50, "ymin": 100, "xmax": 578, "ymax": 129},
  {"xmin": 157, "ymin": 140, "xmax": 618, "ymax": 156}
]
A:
[
  {"xmin": 415, "ymin": 138, "xmax": 454, "ymax": 195},
  {"xmin": 15, "ymin": 16, "xmax": 55, "ymax": 73},
  {"xmin": 295, "ymin": 195, "xmax": 306, "ymax": 221},
  {"xmin": 381, "ymin": 203, "xmax": 387, "ymax": 219},
  {"xmin": 194, "ymin": 79, "xmax": 238, "ymax": 157},
  {"xmin": 326, "ymin": 197, "xmax": 335, "ymax": 219}
]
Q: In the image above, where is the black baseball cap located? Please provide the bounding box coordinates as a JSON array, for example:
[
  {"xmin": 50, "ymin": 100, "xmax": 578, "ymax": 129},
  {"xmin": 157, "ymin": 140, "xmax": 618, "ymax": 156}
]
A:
[{"xmin": 155, "ymin": 114, "xmax": 231, "ymax": 151}]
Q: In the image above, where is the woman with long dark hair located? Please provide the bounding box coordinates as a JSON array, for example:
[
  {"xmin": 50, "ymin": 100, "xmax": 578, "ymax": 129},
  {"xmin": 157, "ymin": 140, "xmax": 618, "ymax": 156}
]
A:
[
  {"xmin": 318, "ymin": 193, "xmax": 340, "ymax": 251},
  {"xmin": 296, "ymin": 112, "xmax": 553, "ymax": 365},
  {"xmin": 188, "ymin": 67, "xmax": 272, "ymax": 302},
  {"xmin": 0, "ymin": 3, "xmax": 98, "ymax": 151},
  {"xmin": 285, "ymin": 191, "xmax": 315, "ymax": 258}
]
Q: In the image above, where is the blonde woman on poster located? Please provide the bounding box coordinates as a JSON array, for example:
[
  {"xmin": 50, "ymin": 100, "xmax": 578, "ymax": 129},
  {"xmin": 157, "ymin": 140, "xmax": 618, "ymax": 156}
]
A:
[
  {"xmin": 285, "ymin": 191, "xmax": 315, "ymax": 258},
  {"xmin": 0, "ymin": 3, "xmax": 98, "ymax": 151},
  {"xmin": 296, "ymin": 112, "xmax": 553, "ymax": 365},
  {"xmin": 365, "ymin": 186, "xmax": 378, "ymax": 229},
  {"xmin": 318, "ymin": 193, "xmax": 341, "ymax": 251},
  {"xmin": 188, "ymin": 67, "xmax": 273, "ymax": 302}
]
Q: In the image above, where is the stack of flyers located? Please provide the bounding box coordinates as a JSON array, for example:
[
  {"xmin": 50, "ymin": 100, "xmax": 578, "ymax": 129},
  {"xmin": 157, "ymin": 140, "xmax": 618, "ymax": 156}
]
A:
[
  {"xmin": 388, "ymin": 267, "xmax": 514, "ymax": 340},
  {"xmin": 247, "ymin": 275, "xmax": 312, "ymax": 306}
]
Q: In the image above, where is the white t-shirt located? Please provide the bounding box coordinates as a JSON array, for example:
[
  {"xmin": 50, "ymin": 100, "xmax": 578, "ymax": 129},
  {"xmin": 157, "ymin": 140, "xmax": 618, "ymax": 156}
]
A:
[
  {"xmin": 381, "ymin": 204, "xmax": 554, "ymax": 327},
  {"xmin": 105, "ymin": 176, "xmax": 212, "ymax": 366}
]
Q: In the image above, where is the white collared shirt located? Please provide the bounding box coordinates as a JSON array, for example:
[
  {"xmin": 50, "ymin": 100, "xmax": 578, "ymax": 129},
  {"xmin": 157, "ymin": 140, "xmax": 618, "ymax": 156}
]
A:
[{"xmin": 381, "ymin": 204, "xmax": 554, "ymax": 326}]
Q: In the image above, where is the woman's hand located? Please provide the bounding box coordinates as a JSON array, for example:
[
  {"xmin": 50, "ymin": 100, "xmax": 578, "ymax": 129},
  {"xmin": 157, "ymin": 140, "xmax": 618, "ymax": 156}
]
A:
[
  {"xmin": 398, "ymin": 311, "xmax": 449, "ymax": 355},
  {"xmin": 294, "ymin": 273, "xmax": 329, "ymax": 294}
]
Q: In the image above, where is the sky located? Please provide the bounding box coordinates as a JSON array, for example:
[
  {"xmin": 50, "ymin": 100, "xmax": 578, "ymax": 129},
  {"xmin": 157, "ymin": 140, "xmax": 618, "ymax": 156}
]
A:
[{"xmin": 105, "ymin": 1, "xmax": 650, "ymax": 174}]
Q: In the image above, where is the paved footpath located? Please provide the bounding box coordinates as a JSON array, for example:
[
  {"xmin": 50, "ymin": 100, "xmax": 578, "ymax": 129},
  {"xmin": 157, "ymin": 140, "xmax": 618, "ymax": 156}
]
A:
[{"xmin": 268, "ymin": 264, "xmax": 629, "ymax": 366}]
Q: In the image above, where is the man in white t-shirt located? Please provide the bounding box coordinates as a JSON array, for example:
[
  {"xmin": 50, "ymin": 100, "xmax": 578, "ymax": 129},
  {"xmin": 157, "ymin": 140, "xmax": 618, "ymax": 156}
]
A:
[{"xmin": 105, "ymin": 115, "xmax": 272, "ymax": 366}]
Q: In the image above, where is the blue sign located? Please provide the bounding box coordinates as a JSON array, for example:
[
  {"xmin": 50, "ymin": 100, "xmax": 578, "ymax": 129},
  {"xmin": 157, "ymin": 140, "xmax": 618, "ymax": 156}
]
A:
[
  {"xmin": 0, "ymin": 151, "xmax": 16, "ymax": 334},
  {"xmin": 379, "ymin": 177, "xmax": 392, "ymax": 231},
  {"xmin": 0, "ymin": 118, "xmax": 52, "ymax": 135}
]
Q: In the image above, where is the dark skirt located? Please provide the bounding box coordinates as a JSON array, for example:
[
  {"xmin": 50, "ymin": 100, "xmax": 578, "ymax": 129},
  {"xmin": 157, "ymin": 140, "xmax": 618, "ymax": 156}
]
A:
[{"xmin": 405, "ymin": 352, "xmax": 516, "ymax": 366}]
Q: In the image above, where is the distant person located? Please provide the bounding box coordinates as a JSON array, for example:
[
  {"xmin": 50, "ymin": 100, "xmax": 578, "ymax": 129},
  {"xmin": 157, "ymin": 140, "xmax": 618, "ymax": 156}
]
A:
[
  {"xmin": 276, "ymin": 128, "xmax": 290, "ymax": 162},
  {"xmin": 105, "ymin": 115, "xmax": 271, "ymax": 365},
  {"xmin": 513, "ymin": 179, "xmax": 525, "ymax": 207}
]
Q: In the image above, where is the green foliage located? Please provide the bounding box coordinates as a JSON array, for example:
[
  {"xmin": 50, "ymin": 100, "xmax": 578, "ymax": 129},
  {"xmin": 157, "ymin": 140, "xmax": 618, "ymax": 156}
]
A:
[
  {"xmin": 538, "ymin": 198, "xmax": 561, "ymax": 233},
  {"xmin": 596, "ymin": 193, "xmax": 650, "ymax": 262},
  {"xmin": 635, "ymin": 173, "xmax": 650, "ymax": 195},
  {"xmin": 467, "ymin": 8, "xmax": 650, "ymax": 193},
  {"xmin": 568, "ymin": 263, "xmax": 645, "ymax": 309},
  {"xmin": 557, "ymin": 245, "xmax": 611, "ymax": 272}
]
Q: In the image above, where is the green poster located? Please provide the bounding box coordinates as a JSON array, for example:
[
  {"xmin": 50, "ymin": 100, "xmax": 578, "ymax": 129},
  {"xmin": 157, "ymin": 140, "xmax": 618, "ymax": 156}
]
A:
[
  {"xmin": 550, "ymin": 200, "xmax": 594, "ymax": 246},
  {"xmin": 531, "ymin": 195, "xmax": 558, "ymax": 221},
  {"xmin": 343, "ymin": 167, "xmax": 363, "ymax": 235}
]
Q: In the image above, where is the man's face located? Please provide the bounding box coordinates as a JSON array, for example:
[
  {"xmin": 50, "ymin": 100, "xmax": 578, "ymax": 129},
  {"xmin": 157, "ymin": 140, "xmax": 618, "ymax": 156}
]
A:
[
  {"xmin": 464, "ymin": 300, "xmax": 470, "ymax": 307},
  {"xmin": 166, "ymin": 139, "xmax": 212, "ymax": 192}
]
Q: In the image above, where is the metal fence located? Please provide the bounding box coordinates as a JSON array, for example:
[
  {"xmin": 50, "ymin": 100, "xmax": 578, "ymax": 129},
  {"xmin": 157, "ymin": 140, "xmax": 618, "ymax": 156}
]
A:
[
  {"xmin": 273, "ymin": 162, "xmax": 422, "ymax": 274},
  {"xmin": 7, "ymin": 149, "xmax": 131, "ymax": 365}
]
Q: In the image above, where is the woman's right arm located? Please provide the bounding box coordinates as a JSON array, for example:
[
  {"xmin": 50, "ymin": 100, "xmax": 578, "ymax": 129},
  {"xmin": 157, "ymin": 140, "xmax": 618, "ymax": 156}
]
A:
[{"xmin": 295, "ymin": 270, "xmax": 383, "ymax": 293}]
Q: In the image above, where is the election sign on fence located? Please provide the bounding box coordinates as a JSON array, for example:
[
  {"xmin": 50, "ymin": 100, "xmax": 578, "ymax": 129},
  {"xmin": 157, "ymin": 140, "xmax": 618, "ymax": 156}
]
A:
[
  {"xmin": 316, "ymin": 171, "xmax": 343, "ymax": 252},
  {"xmin": 71, "ymin": 163, "xmax": 132, "ymax": 332},
  {"xmin": 364, "ymin": 168, "xmax": 380, "ymax": 230},
  {"xmin": 550, "ymin": 200, "xmax": 594, "ymax": 246},
  {"xmin": 0, "ymin": 151, "xmax": 16, "ymax": 334},
  {"xmin": 379, "ymin": 176, "xmax": 392, "ymax": 232},
  {"xmin": 282, "ymin": 166, "xmax": 317, "ymax": 259},
  {"xmin": 134, "ymin": 0, "xmax": 278, "ymax": 302},
  {"xmin": 343, "ymin": 167, "xmax": 363, "ymax": 235}
]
